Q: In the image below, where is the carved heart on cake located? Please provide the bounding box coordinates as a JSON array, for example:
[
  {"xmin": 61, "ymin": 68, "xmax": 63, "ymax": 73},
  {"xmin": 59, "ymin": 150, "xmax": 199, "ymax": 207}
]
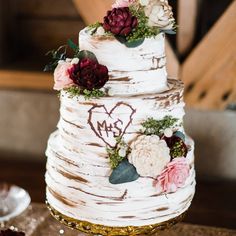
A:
[{"xmin": 88, "ymin": 102, "xmax": 136, "ymax": 147}]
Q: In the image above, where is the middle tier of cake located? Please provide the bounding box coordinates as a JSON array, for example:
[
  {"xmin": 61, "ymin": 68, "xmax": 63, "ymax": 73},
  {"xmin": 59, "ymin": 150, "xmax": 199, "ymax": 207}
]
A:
[{"xmin": 57, "ymin": 79, "xmax": 185, "ymax": 151}]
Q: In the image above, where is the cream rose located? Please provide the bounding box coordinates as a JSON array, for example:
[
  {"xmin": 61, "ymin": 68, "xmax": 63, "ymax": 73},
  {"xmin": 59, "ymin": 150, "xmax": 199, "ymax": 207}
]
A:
[
  {"xmin": 53, "ymin": 61, "xmax": 74, "ymax": 91},
  {"xmin": 128, "ymin": 135, "xmax": 171, "ymax": 178},
  {"xmin": 144, "ymin": 0, "xmax": 175, "ymax": 30},
  {"xmin": 140, "ymin": 0, "xmax": 150, "ymax": 6}
]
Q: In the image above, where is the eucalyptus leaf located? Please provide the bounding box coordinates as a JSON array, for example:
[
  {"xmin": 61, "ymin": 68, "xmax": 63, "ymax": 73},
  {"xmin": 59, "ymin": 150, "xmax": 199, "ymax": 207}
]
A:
[
  {"xmin": 43, "ymin": 65, "xmax": 52, "ymax": 72},
  {"xmin": 43, "ymin": 45, "xmax": 67, "ymax": 72},
  {"xmin": 226, "ymin": 103, "xmax": 236, "ymax": 111},
  {"xmin": 161, "ymin": 29, "xmax": 176, "ymax": 35},
  {"xmin": 115, "ymin": 36, "xmax": 127, "ymax": 44},
  {"xmin": 115, "ymin": 36, "xmax": 145, "ymax": 48},
  {"xmin": 109, "ymin": 159, "xmax": 139, "ymax": 185},
  {"xmin": 125, "ymin": 38, "xmax": 145, "ymax": 48},
  {"xmin": 174, "ymin": 131, "xmax": 185, "ymax": 142},
  {"xmin": 78, "ymin": 50, "xmax": 98, "ymax": 62}
]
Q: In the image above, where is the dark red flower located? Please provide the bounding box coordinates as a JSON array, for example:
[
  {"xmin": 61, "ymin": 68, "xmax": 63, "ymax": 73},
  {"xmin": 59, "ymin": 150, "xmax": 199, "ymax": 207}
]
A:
[
  {"xmin": 69, "ymin": 58, "xmax": 109, "ymax": 90},
  {"xmin": 103, "ymin": 7, "xmax": 138, "ymax": 37},
  {"xmin": 0, "ymin": 229, "xmax": 25, "ymax": 236},
  {"xmin": 163, "ymin": 136, "xmax": 188, "ymax": 159}
]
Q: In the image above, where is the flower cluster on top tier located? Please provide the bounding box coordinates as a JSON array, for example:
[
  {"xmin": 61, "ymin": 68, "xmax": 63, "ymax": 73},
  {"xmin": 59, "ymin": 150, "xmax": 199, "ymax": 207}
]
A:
[
  {"xmin": 90, "ymin": 0, "xmax": 175, "ymax": 47},
  {"xmin": 44, "ymin": 41, "xmax": 109, "ymax": 99},
  {"xmin": 54, "ymin": 58, "xmax": 108, "ymax": 91},
  {"xmin": 108, "ymin": 116, "xmax": 190, "ymax": 194}
]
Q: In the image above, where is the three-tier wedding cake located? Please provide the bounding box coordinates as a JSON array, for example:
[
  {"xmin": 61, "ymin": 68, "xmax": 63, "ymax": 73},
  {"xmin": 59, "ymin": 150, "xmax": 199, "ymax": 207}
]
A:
[{"xmin": 45, "ymin": 0, "xmax": 196, "ymax": 235}]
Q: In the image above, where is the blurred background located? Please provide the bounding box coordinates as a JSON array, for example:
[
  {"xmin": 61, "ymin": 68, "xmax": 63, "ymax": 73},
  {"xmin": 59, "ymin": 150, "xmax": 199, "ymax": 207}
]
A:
[{"xmin": 0, "ymin": 0, "xmax": 236, "ymax": 230}]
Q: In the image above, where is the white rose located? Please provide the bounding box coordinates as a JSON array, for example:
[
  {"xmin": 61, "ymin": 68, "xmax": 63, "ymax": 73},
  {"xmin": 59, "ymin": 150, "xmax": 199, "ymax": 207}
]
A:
[
  {"xmin": 128, "ymin": 135, "xmax": 170, "ymax": 178},
  {"xmin": 118, "ymin": 148, "xmax": 127, "ymax": 158},
  {"xmin": 71, "ymin": 57, "xmax": 79, "ymax": 65},
  {"xmin": 164, "ymin": 128, "xmax": 173, "ymax": 137},
  {"xmin": 140, "ymin": 0, "xmax": 150, "ymax": 6},
  {"xmin": 96, "ymin": 26, "xmax": 105, "ymax": 36},
  {"xmin": 144, "ymin": 0, "xmax": 175, "ymax": 30}
]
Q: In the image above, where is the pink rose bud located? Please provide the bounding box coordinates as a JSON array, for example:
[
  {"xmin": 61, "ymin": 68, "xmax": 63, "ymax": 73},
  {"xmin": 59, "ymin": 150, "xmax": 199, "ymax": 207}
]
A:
[
  {"xmin": 112, "ymin": 0, "xmax": 135, "ymax": 8},
  {"xmin": 53, "ymin": 61, "xmax": 75, "ymax": 91}
]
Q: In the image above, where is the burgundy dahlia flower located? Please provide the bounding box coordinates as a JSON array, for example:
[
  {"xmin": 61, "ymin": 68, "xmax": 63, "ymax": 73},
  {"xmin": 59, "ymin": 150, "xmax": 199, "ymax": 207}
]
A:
[
  {"xmin": 103, "ymin": 7, "xmax": 138, "ymax": 37},
  {"xmin": 69, "ymin": 58, "xmax": 109, "ymax": 90},
  {"xmin": 163, "ymin": 136, "xmax": 188, "ymax": 159}
]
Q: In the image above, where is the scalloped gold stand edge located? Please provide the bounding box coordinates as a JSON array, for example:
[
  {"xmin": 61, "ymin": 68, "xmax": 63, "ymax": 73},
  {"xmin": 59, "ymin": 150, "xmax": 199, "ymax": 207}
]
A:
[{"xmin": 46, "ymin": 201, "xmax": 186, "ymax": 236}]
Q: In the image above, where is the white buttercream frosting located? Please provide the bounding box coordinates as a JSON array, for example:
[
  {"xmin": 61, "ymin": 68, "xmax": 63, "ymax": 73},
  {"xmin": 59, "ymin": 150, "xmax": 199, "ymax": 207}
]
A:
[
  {"xmin": 45, "ymin": 22, "xmax": 196, "ymax": 228},
  {"xmin": 79, "ymin": 28, "xmax": 168, "ymax": 95},
  {"xmin": 46, "ymin": 132, "xmax": 195, "ymax": 227}
]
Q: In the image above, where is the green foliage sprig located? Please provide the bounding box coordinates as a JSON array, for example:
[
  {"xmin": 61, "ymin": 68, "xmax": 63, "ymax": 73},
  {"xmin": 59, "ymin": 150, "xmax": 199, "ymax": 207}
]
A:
[
  {"xmin": 83, "ymin": 89, "xmax": 105, "ymax": 100},
  {"xmin": 88, "ymin": 21, "xmax": 102, "ymax": 35},
  {"xmin": 141, "ymin": 116, "xmax": 179, "ymax": 136},
  {"xmin": 64, "ymin": 86, "xmax": 105, "ymax": 100},
  {"xmin": 170, "ymin": 140, "xmax": 186, "ymax": 158},
  {"xmin": 107, "ymin": 137, "xmax": 129, "ymax": 169},
  {"xmin": 44, "ymin": 39, "xmax": 80, "ymax": 72},
  {"xmin": 67, "ymin": 39, "xmax": 80, "ymax": 57},
  {"xmin": 44, "ymin": 45, "xmax": 67, "ymax": 72},
  {"xmin": 128, "ymin": 5, "xmax": 160, "ymax": 43}
]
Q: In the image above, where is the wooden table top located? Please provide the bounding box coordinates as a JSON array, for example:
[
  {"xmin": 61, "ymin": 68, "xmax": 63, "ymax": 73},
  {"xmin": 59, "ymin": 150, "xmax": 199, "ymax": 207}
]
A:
[{"xmin": 1, "ymin": 204, "xmax": 236, "ymax": 236}]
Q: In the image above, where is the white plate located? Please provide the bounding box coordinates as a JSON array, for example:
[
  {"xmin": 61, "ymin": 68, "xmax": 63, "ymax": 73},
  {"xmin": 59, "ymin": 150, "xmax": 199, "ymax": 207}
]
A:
[{"xmin": 0, "ymin": 183, "xmax": 31, "ymax": 222}]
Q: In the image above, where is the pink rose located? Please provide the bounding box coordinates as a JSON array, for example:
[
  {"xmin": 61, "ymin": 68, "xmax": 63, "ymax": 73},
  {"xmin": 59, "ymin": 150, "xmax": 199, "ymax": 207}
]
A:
[
  {"xmin": 112, "ymin": 0, "xmax": 135, "ymax": 8},
  {"xmin": 53, "ymin": 61, "xmax": 74, "ymax": 91},
  {"xmin": 155, "ymin": 158, "xmax": 190, "ymax": 193}
]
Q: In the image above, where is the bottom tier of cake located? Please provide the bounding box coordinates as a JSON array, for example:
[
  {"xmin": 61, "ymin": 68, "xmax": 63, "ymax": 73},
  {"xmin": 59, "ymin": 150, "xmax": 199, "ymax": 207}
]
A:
[
  {"xmin": 47, "ymin": 201, "xmax": 187, "ymax": 235},
  {"xmin": 45, "ymin": 131, "xmax": 196, "ymax": 233}
]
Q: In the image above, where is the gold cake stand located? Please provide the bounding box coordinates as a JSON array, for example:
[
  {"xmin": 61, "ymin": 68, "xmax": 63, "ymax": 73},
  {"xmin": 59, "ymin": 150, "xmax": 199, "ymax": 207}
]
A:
[{"xmin": 46, "ymin": 201, "xmax": 187, "ymax": 236}]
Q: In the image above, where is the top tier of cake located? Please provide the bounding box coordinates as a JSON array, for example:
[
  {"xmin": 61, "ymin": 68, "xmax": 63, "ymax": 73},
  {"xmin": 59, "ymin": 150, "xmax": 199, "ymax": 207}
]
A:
[{"xmin": 79, "ymin": 28, "xmax": 168, "ymax": 96}]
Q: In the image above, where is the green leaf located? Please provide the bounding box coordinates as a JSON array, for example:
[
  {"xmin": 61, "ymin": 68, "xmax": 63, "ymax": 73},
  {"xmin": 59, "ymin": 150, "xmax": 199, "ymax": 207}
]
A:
[
  {"xmin": 115, "ymin": 36, "xmax": 145, "ymax": 48},
  {"xmin": 43, "ymin": 64, "xmax": 52, "ymax": 72},
  {"xmin": 88, "ymin": 21, "xmax": 102, "ymax": 35},
  {"xmin": 43, "ymin": 45, "xmax": 67, "ymax": 72},
  {"xmin": 67, "ymin": 39, "xmax": 79, "ymax": 51},
  {"xmin": 160, "ymin": 29, "xmax": 176, "ymax": 35},
  {"xmin": 109, "ymin": 159, "xmax": 139, "ymax": 185},
  {"xmin": 174, "ymin": 131, "xmax": 185, "ymax": 141},
  {"xmin": 78, "ymin": 50, "xmax": 98, "ymax": 62}
]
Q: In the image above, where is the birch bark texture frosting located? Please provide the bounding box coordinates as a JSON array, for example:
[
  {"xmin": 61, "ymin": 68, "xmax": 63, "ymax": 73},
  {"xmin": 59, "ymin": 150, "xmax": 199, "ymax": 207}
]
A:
[
  {"xmin": 79, "ymin": 28, "xmax": 168, "ymax": 96},
  {"xmin": 45, "ymin": 0, "xmax": 195, "ymax": 232},
  {"xmin": 45, "ymin": 79, "xmax": 196, "ymax": 227}
]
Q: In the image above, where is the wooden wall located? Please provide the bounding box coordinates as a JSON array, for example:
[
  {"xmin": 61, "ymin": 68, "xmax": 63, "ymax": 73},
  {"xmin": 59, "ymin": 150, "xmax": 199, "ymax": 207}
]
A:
[
  {"xmin": 0, "ymin": 1, "xmax": 4, "ymax": 65},
  {"xmin": 3, "ymin": 0, "xmax": 85, "ymax": 66},
  {"xmin": 0, "ymin": 1, "xmax": 15, "ymax": 65}
]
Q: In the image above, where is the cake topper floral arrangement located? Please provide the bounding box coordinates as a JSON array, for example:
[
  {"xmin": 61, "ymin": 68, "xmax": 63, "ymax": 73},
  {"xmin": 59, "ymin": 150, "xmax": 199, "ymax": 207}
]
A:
[
  {"xmin": 44, "ymin": 40, "xmax": 109, "ymax": 99},
  {"xmin": 90, "ymin": 0, "xmax": 176, "ymax": 47},
  {"xmin": 108, "ymin": 116, "xmax": 190, "ymax": 194}
]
